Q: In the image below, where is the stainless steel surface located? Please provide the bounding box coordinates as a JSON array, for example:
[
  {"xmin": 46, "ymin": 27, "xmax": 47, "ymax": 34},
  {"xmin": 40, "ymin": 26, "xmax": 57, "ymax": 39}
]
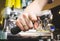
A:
[{"xmin": 0, "ymin": 31, "xmax": 7, "ymax": 39}]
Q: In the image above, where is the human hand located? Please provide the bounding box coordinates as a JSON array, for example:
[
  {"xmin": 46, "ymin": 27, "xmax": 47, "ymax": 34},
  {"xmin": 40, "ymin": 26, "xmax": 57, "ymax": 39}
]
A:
[{"xmin": 16, "ymin": 13, "xmax": 39, "ymax": 31}]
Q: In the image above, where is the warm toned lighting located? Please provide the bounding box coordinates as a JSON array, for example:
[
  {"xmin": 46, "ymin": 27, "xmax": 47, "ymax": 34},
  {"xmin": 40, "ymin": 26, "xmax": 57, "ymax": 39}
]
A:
[{"xmin": 59, "ymin": 11, "xmax": 60, "ymax": 14}]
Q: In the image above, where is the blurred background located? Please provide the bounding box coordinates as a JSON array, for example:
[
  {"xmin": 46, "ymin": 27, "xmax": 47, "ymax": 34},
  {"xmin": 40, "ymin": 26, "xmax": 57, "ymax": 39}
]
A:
[{"xmin": 0, "ymin": 0, "xmax": 60, "ymax": 41}]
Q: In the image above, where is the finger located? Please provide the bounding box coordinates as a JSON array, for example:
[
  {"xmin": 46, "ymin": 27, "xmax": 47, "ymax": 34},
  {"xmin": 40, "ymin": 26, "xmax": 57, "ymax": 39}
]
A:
[
  {"xmin": 19, "ymin": 16, "xmax": 29, "ymax": 31},
  {"xmin": 34, "ymin": 16, "xmax": 43, "ymax": 30},
  {"xmin": 34, "ymin": 21, "xmax": 39, "ymax": 29},
  {"xmin": 23, "ymin": 14, "xmax": 33, "ymax": 29},
  {"xmin": 29, "ymin": 14, "xmax": 37, "ymax": 21},
  {"xmin": 28, "ymin": 21, "xmax": 33, "ymax": 29},
  {"xmin": 34, "ymin": 16, "xmax": 42, "ymax": 29},
  {"xmin": 16, "ymin": 19, "xmax": 24, "ymax": 31}
]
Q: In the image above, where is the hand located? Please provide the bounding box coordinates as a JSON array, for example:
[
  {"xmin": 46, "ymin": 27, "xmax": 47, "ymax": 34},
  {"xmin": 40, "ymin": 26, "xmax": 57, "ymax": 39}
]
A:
[
  {"xmin": 16, "ymin": 0, "xmax": 48, "ymax": 31},
  {"xmin": 16, "ymin": 13, "xmax": 39, "ymax": 31}
]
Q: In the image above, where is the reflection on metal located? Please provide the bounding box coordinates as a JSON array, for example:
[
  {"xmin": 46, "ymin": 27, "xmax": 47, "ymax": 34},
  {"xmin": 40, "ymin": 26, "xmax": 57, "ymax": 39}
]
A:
[
  {"xmin": 36, "ymin": 10, "xmax": 54, "ymax": 31},
  {"xmin": 0, "ymin": 31, "xmax": 7, "ymax": 39}
]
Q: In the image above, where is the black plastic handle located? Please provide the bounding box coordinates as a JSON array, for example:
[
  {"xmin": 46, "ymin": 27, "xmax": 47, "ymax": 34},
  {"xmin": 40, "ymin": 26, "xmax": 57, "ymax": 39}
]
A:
[{"xmin": 11, "ymin": 26, "xmax": 21, "ymax": 34}]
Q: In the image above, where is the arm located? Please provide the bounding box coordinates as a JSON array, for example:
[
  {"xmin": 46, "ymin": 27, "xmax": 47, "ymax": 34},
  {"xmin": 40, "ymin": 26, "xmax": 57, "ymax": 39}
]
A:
[
  {"xmin": 23, "ymin": 0, "xmax": 48, "ymax": 15},
  {"xmin": 16, "ymin": 0, "xmax": 48, "ymax": 31}
]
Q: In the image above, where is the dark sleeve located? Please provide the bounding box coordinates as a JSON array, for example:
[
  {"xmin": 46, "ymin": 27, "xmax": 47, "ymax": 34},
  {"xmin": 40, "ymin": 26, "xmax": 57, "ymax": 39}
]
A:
[{"xmin": 50, "ymin": 5, "xmax": 60, "ymax": 28}]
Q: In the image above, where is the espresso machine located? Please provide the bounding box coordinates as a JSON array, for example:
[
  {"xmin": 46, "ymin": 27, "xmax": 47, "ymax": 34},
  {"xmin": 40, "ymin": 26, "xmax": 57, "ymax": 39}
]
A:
[
  {"xmin": 6, "ymin": 10, "xmax": 55, "ymax": 41},
  {"xmin": 2, "ymin": 0, "xmax": 55, "ymax": 41}
]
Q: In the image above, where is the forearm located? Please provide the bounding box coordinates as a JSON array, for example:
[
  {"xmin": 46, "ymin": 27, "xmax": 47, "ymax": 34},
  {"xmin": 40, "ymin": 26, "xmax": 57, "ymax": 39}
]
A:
[{"xmin": 23, "ymin": 0, "xmax": 48, "ymax": 14}]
